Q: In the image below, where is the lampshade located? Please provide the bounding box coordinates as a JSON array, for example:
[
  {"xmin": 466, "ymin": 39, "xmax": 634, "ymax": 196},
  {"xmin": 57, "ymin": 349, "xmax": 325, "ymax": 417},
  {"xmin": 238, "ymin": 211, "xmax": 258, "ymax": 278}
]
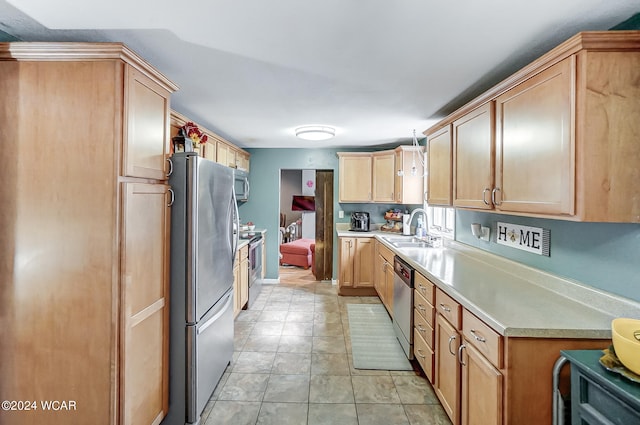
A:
[{"xmin": 295, "ymin": 125, "xmax": 335, "ymax": 141}]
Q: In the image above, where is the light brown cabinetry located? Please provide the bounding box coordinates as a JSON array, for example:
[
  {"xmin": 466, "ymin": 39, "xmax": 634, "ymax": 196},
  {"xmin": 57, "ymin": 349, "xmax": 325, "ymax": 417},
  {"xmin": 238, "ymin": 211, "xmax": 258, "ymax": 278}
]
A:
[
  {"xmin": 338, "ymin": 153, "xmax": 373, "ymax": 202},
  {"xmin": 372, "ymin": 151, "xmax": 396, "ymax": 202},
  {"xmin": 338, "ymin": 237, "xmax": 376, "ymax": 295},
  {"xmin": 0, "ymin": 42, "xmax": 177, "ymax": 425},
  {"xmin": 495, "ymin": 57, "xmax": 574, "ymax": 215},
  {"xmin": 395, "ymin": 146, "xmax": 425, "ymax": 204},
  {"xmin": 374, "ymin": 241, "xmax": 395, "ymax": 315},
  {"xmin": 459, "ymin": 310, "xmax": 503, "ymax": 425},
  {"xmin": 435, "ymin": 312, "xmax": 461, "ymax": 424},
  {"xmin": 426, "ymin": 126, "xmax": 453, "ymax": 206},
  {"xmin": 425, "ymin": 31, "xmax": 640, "ymax": 222},
  {"xmin": 430, "ymin": 286, "xmax": 606, "ymax": 425},
  {"xmin": 233, "ymin": 244, "xmax": 249, "ymax": 316},
  {"xmin": 170, "ymin": 110, "xmax": 250, "ymax": 172},
  {"xmin": 452, "ymin": 102, "xmax": 495, "ymax": 210},
  {"xmin": 413, "ymin": 272, "xmax": 435, "ymax": 382}
]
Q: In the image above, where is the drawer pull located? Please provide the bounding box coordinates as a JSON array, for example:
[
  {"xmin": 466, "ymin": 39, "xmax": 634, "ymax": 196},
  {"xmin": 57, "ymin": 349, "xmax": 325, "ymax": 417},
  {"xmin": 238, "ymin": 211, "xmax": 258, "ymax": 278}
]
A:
[
  {"xmin": 416, "ymin": 349, "xmax": 426, "ymax": 359},
  {"xmin": 448, "ymin": 335, "xmax": 457, "ymax": 356},
  {"xmin": 417, "ymin": 304, "xmax": 427, "ymax": 312},
  {"xmin": 417, "ymin": 324, "xmax": 426, "ymax": 333},
  {"xmin": 470, "ymin": 329, "xmax": 486, "ymax": 343},
  {"xmin": 439, "ymin": 303, "xmax": 451, "ymax": 313}
]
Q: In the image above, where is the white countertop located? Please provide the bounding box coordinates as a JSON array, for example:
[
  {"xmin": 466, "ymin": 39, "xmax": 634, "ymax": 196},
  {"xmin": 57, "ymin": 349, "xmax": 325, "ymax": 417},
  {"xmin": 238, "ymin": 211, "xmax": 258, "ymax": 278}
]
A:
[{"xmin": 337, "ymin": 227, "xmax": 640, "ymax": 339}]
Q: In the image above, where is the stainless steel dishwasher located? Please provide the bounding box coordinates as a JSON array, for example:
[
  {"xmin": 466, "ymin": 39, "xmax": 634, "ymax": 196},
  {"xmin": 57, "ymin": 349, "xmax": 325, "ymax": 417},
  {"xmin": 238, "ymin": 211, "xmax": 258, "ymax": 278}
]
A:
[{"xmin": 392, "ymin": 255, "xmax": 414, "ymax": 360}]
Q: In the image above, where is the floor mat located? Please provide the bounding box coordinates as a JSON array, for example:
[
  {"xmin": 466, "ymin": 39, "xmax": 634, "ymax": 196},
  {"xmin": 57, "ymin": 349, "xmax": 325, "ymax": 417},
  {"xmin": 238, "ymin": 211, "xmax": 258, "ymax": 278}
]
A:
[{"xmin": 347, "ymin": 304, "xmax": 413, "ymax": 371}]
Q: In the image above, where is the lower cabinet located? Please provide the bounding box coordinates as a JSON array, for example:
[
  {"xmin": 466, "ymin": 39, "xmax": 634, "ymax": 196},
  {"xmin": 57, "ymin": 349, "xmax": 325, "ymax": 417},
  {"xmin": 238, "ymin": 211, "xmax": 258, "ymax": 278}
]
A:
[
  {"xmin": 121, "ymin": 183, "xmax": 171, "ymax": 425},
  {"xmin": 338, "ymin": 237, "xmax": 376, "ymax": 295},
  {"xmin": 413, "ymin": 271, "xmax": 435, "ymax": 383},
  {"xmin": 435, "ymin": 313, "xmax": 462, "ymax": 424},
  {"xmin": 431, "ymin": 287, "xmax": 606, "ymax": 425},
  {"xmin": 233, "ymin": 244, "xmax": 249, "ymax": 316},
  {"xmin": 374, "ymin": 241, "xmax": 395, "ymax": 315}
]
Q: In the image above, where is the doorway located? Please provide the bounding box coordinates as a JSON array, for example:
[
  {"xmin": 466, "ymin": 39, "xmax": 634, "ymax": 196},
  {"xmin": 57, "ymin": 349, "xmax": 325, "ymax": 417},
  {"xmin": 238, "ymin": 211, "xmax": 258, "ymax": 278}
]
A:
[{"xmin": 279, "ymin": 169, "xmax": 333, "ymax": 281}]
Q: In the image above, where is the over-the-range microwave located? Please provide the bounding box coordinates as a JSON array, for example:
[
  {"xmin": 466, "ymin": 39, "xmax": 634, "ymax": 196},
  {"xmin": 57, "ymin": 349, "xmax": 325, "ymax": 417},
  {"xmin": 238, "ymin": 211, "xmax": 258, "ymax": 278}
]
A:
[{"xmin": 234, "ymin": 169, "xmax": 249, "ymax": 202}]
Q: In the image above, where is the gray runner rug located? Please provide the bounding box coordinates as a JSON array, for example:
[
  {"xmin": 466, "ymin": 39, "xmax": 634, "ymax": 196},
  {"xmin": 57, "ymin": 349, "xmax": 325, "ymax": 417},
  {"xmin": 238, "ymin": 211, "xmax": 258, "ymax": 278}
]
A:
[{"xmin": 347, "ymin": 304, "xmax": 413, "ymax": 371}]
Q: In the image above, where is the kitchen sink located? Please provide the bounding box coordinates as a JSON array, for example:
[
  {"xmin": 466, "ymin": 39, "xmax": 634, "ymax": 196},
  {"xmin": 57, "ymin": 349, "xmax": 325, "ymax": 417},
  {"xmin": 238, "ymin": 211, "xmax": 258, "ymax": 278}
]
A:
[
  {"xmin": 392, "ymin": 241, "xmax": 433, "ymax": 248},
  {"xmin": 380, "ymin": 234, "xmax": 443, "ymax": 249}
]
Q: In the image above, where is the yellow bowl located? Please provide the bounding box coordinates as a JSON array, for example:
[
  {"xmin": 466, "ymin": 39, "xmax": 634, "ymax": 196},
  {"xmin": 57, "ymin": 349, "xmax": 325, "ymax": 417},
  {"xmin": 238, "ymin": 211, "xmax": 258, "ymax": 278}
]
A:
[{"xmin": 611, "ymin": 318, "xmax": 640, "ymax": 375}]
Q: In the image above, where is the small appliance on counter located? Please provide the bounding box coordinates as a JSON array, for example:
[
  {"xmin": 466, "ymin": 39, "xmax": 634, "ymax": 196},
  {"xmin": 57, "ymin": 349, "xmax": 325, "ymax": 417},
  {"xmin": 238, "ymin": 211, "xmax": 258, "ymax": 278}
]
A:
[{"xmin": 350, "ymin": 211, "xmax": 370, "ymax": 232}]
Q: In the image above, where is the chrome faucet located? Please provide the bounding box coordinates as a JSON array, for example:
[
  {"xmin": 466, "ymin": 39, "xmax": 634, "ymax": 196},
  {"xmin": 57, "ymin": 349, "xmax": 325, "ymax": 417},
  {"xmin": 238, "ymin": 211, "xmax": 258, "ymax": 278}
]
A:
[{"xmin": 407, "ymin": 208, "xmax": 428, "ymax": 236}]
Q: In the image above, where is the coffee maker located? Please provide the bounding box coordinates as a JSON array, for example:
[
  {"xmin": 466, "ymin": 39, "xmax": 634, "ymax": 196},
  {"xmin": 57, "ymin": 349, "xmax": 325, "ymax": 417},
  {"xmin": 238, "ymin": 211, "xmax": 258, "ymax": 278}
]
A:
[{"xmin": 350, "ymin": 211, "xmax": 370, "ymax": 232}]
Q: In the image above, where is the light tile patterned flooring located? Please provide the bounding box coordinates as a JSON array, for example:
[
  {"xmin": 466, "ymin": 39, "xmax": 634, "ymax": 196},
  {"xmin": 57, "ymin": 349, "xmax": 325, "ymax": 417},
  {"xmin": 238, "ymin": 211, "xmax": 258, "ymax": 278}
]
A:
[{"xmin": 200, "ymin": 268, "xmax": 451, "ymax": 425}]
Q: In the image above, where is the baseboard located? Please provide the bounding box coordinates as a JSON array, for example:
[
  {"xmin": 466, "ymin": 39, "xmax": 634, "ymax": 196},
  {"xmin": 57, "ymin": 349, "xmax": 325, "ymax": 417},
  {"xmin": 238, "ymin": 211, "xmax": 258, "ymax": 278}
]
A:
[{"xmin": 262, "ymin": 278, "xmax": 280, "ymax": 284}]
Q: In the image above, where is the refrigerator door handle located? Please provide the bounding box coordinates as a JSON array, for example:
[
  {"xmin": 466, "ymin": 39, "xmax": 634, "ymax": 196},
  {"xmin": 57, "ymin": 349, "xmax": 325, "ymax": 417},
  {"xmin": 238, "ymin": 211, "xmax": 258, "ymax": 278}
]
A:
[
  {"xmin": 231, "ymin": 188, "xmax": 240, "ymax": 267},
  {"xmin": 198, "ymin": 291, "xmax": 234, "ymax": 334}
]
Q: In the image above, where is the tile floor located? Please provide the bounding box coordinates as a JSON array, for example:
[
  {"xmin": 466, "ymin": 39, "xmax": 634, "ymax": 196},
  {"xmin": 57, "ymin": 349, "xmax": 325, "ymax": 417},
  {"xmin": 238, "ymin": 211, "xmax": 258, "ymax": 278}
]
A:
[{"xmin": 200, "ymin": 272, "xmax": 451, "ymax": 425}]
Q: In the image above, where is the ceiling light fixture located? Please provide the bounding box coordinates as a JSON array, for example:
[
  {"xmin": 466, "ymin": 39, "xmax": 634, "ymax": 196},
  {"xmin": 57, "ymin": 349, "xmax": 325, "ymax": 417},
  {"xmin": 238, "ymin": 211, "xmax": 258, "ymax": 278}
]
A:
[{"xmin": 295, "ymin": 125, "xmax": 335, "ymax": 141}]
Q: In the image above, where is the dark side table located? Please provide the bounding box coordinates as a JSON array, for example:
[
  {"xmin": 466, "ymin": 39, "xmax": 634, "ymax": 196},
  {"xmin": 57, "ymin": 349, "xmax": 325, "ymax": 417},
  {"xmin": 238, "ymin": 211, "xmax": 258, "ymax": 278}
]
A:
[{"xmin": 559, "ymin": 350, "xmax": 640, "ymax": 425}]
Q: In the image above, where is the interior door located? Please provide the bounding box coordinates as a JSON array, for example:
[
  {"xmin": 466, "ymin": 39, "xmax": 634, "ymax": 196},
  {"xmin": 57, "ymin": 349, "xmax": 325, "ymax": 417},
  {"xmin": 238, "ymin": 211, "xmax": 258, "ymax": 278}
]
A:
[{"xmin": 314, "ymin": 170, "xmax": 334, "ymax": 280}]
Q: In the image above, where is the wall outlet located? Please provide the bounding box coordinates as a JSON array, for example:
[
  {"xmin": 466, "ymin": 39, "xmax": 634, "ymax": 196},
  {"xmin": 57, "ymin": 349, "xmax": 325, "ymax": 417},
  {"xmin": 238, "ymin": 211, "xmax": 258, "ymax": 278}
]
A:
[{"xmin": 338, "ymin": 210, "xmax": 344, "ymax": 218}]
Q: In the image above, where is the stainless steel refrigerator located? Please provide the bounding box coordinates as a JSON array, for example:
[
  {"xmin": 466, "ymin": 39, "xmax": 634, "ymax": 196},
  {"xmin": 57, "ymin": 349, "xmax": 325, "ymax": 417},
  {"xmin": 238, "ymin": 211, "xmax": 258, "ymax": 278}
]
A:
[{"xmin": 163, "ymin": 152, "xmax": 239, "ymax": 425}]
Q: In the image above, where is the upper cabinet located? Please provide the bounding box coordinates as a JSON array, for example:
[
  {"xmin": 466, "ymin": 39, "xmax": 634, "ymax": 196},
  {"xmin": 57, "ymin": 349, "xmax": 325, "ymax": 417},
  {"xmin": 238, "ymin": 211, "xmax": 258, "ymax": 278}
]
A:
[
  {"xmin": 452, "ymin": 102, "xmax": 495, "ymax": 210},
  {"xmin": 170, "ymin": 110, "xmax": 250, "ymax": 172},
  {"xmin": 372, "ymin": 150, "xmax": 396, "ymax": 202},
  {"xmin": 426, "ymin": 126, "xmax": 452, "ymax": 206},
  {"xmin": 338, "ymin": 152, "xmax": 373, "ymax": 202},
  {"xmin": 424, "ymin": 31, "xmax": 640, "ymax": 223},
  {"xmin": 124, "ymin": 66, "xmax": 172, "ymax": 180},
  {"xmin": 495, "ymin": 57, "xmax": 574, "ymax": 215},
  {"xmin": 338, "ymin": 148, "xmax": 425, "ymax": 204},
  {"xmin": 395, "ymin": 146, "xmax": 425, "ymax": 205}
]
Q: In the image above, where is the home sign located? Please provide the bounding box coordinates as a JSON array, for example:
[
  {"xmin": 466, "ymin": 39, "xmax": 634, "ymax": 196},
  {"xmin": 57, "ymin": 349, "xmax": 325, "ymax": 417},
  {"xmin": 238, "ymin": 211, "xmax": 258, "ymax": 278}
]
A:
[{"xmin": 496, "ymin": 222, "xmax": 550, "ymax": 256}]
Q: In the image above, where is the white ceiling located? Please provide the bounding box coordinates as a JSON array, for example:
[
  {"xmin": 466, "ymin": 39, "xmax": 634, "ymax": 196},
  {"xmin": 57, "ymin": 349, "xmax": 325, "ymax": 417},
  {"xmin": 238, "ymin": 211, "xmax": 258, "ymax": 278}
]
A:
[{"xmin": 1, "ymin": 0, "xmax": 638, "ymax": 148}]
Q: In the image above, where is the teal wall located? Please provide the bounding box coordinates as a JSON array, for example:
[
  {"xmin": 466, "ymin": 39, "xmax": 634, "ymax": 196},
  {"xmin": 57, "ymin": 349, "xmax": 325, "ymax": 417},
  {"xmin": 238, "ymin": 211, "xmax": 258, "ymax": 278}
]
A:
[
  {"xmin": 456, "ymin": 210, "xmax": 640, "ymax": 302},
  {"xmin": 240, "ymin": 148, "xmax": 339, "ymax": 280},
  {"xmin": 240, "ymin": 147, "xmax": 419, "ymax": 280}
]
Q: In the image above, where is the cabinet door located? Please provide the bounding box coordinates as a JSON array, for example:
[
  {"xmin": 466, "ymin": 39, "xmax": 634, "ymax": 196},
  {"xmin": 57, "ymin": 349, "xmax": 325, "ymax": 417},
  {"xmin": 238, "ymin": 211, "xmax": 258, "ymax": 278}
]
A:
[
  {"xmin": 339, "ymin": 154, "xmax": 372, "ymax": 202},
  {"xmin": 217, "ymin": 143, "xmax": 229, "ymax": 167},
  {"xmin": 240, "ymin": 247, "xmax": 249, "ymax": 308},
  {"xmin": 124, "ymin": 66, "xmax": 171, "ymax": 180},
  {"xmin": 435, "ymin": 314, "xmax": 461, "ymax": 425},
  {"xmin": 395, "ymin": 146, "xmax": 425, "ymax": 204},
  {"xmin": 461, "ymin": 342, "xmax": 503, "ymax": 425},
  {"xmin": 495, "ymin": 57, "xmax": 574, "ymax": 215},
  {"xmin": 354, "ymin": 238, "xmax": 375, "ymax": 288},
  {"xmin": 384, "ymin": 259, "xmax": 395, "ymax": 317},
  {"xmin": 233, "ymin": 261, "xmax": 241, "ymax": 316},
  {"xmin": 121, "ymin": 182, "xmax": 170, "ymax": 425},
  {"xmin": 372, "ymin": 151, "xmax": 396, "ymax": 202},
  {"xmin": 427, "ymin": 126, "xmax": 453, "ymax": 206},
  {"xmin": 453, "ymin": 102, "xmax": 495, "ymax": 209},
  {"xmin": 339, "ymin": 237, "xmax": 355, "ymax": 288},
  {"xmin": 375, "ymin": 250, "xmax": 387, "ymax": 305}
]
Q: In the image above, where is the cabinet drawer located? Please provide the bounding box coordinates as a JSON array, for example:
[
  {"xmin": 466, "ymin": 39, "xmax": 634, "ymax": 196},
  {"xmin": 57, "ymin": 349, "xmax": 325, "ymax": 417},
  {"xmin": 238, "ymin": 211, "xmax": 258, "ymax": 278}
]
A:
[
  {"xmin": 414, "ymin": 289, "xmax": 434, "ymax": 327},
  {"xmin": 378, "ymin": 241, "xmax": 394, "ymax": 262},
  {"xmin": 435, "ymin": 288, "xmax": 461, "ymax": 330},
  {"xmin": 414, "ymin": 308, "xmax": 434, "ymax": 348},
  {"xmin": 414, "ymin": 272, "xmax": 434, "ymax": 305},
  {"xmin": 462, "ymin": 309, "xmax": 502, "ymax": 368},
  {"xmin": 414, "ymin": 329, "xmax": 434, "ymax": 383}
]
